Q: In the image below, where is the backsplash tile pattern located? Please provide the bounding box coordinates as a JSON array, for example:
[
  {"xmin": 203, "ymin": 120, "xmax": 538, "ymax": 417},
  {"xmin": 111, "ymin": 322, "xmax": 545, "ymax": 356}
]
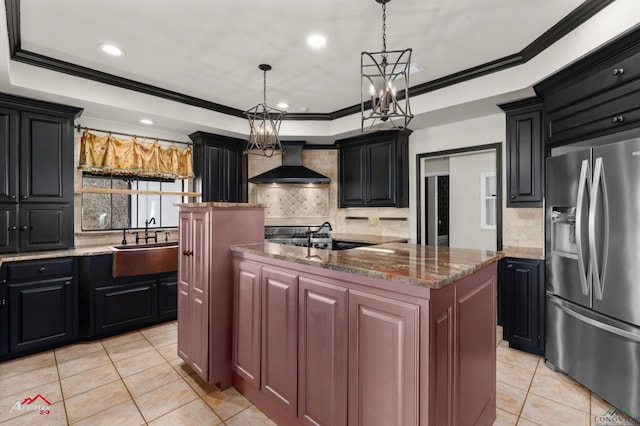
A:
[
  {"xmin": 257, "ymin": 185, "xmax": 329, "ymax": 218},
  {"xmin": 502, "ymin": 203, "xmax": 544, "ymax": 249}
]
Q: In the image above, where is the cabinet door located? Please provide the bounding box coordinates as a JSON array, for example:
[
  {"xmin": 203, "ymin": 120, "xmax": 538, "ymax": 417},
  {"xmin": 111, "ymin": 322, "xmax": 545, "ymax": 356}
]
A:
[
  {"xmin": 502, "ymin": 259, "xmax": 543, "ymax": 354},
  {"xmin": 348, "ymin": 290, "xmax": 419, "ymax": 426},
  {"xmin": 367, "ymin": 139, "xmax": 395, "ymax": 205},
  {"xmin": 94, "ymin": 280, "xmax": 157, "ymax": 336},
  {"xmin": 0, "ymin": 267, "xmax": 7, "ymax": 357},
  {"xmin": 261, "ymin": 267, "xmax": 298, "ymax": 416},
  {"xmin": 298, "ymin": 277, "xmax": 347, "ymax": 426},
  {"xmin": 8, "ymin": 277, "xmax": 75, "ymax": 353},
  {"xmin": 0, "ymin": 107, "xmax": 19, "ymax": 203},
  {"xmin": 506, "ymin": 107, "xmax": 543, "ymax": 206},
  {"xmin": 158, "ymin": 276, "xmax": 178, "ymax": 320},
  {"xmin": 339, "ymin": 144, "xmax": 366, "ymax": 206},
  {"xmin": 177, "ymin": 210, "xmax": 210, "ymax": 381},
  {"xmin": 233, "ymin": 260, "xmax": 261, "ymax": 388},
  {"xmin": 19, "ymin": 112, "xmax": 73, "ymax": 204},
  {"xmin": 0, "ymin": 204, "xmax": 18, "ymax": 254},
  {"xmin": 18, "ymin": 204, "xmax": 73, "ymax": 252}
]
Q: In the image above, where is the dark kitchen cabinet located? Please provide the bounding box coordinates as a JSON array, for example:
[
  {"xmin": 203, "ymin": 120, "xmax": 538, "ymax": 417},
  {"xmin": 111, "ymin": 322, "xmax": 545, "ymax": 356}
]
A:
[
  {"xmin": 0, "ymin": 265, "xmax": 7, "ymax": 357},
  {"xmin": 78, "ymin": 254, "xmax": 177, "ymax": 338},
  {"xmin": 335, "ymin": 129, "xmax": 411, "ymax": 207},
  {"xmin": 189, "ymin": 131, "xmax": 247, "ymax": 203},
  {"xmin": 3, "ymin": 257, "xmax": 78, "ymax": 358},
  {"xmin": 500, "ymin": 257, "xmax": 545, "ymax": 355},
  {"xmin": 0, "ymin": 93, "xmax": 82, "ymax": 254},
  {"xmin": 535, "ymin": 27, "xmax": 640, "ymax": 147},
  {"xmin": 499, "ymin": 98, "xmax": 544, "ymax": 207}
]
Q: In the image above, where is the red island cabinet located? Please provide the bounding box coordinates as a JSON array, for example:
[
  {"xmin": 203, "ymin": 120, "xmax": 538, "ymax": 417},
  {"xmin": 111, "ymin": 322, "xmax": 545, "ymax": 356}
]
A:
[
  {"xmin": 177, "ymin": 203, "xmax": 264, "ymax": 389},
  {"xmin": 232, "ymin": 250, "xmax": 497, "ymax": 426}
]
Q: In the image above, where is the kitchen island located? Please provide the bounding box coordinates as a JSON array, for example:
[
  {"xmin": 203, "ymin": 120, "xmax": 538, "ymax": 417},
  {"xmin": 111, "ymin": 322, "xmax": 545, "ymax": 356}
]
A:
[{"xmin": 230, "ymin": 242, "xmax": 501, "ymax": 426}]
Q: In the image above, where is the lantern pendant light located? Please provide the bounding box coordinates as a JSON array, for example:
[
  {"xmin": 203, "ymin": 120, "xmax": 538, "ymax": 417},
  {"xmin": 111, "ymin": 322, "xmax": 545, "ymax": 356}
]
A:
[
  {"xmin": 361, "ymin": 0, "xmax": 413, "ymax": 132},
  {"xmin": 245, "ymin": 64, "xmax": 286, "ymax": 157}
]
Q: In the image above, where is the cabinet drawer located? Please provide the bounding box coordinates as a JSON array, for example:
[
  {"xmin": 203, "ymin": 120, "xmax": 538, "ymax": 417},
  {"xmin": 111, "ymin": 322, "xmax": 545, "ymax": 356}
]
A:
[
  {"xmin": 545, "ymin": 48, "xmax": 640, "ymax": 112},
  {"xmin": 549, "ymin": 88, "xmax": 640, "ymax": 144},
  {"xmin": 7, "ymin": 258, "xmax": 74, "ymax": 281}
]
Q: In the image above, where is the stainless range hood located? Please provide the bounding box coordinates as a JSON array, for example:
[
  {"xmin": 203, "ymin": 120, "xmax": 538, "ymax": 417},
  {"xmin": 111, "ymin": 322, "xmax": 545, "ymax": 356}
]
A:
[{"xmin": 248, "ymin": 141, "xmax": 330, "ymax": 184}]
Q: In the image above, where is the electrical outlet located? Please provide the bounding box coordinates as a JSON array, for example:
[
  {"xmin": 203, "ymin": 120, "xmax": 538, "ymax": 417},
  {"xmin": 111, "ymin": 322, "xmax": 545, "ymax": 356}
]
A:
[{"xmin": 369, "ymin": 216, "xmax": 380, "ymax": 226}]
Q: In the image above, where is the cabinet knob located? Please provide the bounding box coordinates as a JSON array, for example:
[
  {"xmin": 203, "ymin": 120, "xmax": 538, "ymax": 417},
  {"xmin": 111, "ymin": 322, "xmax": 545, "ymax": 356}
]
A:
[
  {"xmin": 612, "ymin": 68, "xmax": 624, "ymax": 76},
  {"xmin": 511, "ymin": 195, "xmax": 516, "ymax": 199},
  {"xmin": 8, "ymin": 195, "xmax": 16, "ymax": 200},
  {"xmin": 20, "ymin": 195, "xmax": 28, "ymax": 200},
  {"xmin": 65, "ymin": 281, "xmax": 70, "ymax": 286},
  {"xmin": 8, "ymin": 226, "xmax": 17, "ymax": 231},
  {"xmin": 20, "ymin": 225, "xmax": 28, "ymax": 231},
  {"xmin": 507, "ymin": 264, "xmax": 514, "ymax": 269},
  {"xmin": 38, "ymin": 267, "xmax": 46, "ymax": 273},
  {"xmin": 183, "ymin": 250, "xmax": 188, "ymax": 256},
  {"xmin": 611, "ymin": 115, "xmax": 624, "ymax": 124}
]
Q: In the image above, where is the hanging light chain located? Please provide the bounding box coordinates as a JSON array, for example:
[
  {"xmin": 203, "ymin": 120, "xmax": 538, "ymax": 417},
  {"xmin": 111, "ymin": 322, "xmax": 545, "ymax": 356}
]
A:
[
  {"xmin": 381, "ymin": 1, "xmax": 387, "ymax": 53},
  {"xmin": 263, "ymin": 68, "xmax": 267, "ymax": 105}
]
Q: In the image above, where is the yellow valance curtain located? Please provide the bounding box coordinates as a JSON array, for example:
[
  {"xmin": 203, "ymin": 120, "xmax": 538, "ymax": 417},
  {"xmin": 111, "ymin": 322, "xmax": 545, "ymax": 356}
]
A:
[{"xmin": 78, "ymin": 131, "xmax": 195, "ymax": 179}]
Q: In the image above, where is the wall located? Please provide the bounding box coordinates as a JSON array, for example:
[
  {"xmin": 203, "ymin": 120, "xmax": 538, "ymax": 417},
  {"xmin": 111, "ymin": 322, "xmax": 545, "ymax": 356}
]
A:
[
  {"xmin": 409, "ymin": 113, "xmax": 544, "ymax": 249},
  {"xmin": 449, "ymin": 151, "xmax": 497, "ymax": 250},
  {"xmin": 247, "ymin": 149, "xmax": 410, "ymax": 237}
]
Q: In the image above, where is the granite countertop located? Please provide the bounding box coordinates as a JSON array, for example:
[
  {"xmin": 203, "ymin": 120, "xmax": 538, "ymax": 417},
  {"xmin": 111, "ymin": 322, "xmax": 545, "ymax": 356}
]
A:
[
  {"xmin": 231, "ymin": 242, "xmax": 503, "ymax": 289},
  {"xmin": 0, "ymin": 245, "xmax": 117, "ymax": 266},
  {"xmin": 501, "ymin": 246, "xmax": 545, "ymax": 260},
  {"xmin": 330, "ymin": 233, "xmax": 409, "ymax": 245}
]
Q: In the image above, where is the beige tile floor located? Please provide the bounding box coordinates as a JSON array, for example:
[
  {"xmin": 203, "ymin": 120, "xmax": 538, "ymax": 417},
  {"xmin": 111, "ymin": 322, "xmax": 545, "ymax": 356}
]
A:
[{"xmin": 0, "ymin": 322, "xmax": 635, "ymax": 425}]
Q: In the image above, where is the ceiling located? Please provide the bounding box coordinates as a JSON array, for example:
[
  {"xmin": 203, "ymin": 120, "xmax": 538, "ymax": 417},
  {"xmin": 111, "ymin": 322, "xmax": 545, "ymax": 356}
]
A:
[{"xmin": 1, "ymin": 0, "xmax": 623, "ymax": 139}]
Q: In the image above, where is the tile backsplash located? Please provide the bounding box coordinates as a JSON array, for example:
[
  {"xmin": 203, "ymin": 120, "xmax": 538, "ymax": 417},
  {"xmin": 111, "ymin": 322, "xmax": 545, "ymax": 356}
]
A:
[
  {"xmin": 502, "ymin": 203, "xmax": 544, "ymax": 249},
  {"xmin": 257, "ymin": 185, "xmax": 329, "ymax": 218}
]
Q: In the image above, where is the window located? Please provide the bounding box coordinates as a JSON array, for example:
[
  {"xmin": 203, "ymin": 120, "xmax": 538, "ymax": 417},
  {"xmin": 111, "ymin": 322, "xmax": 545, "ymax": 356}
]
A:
[
  {"xmin": 480, "ymin": 172, "xmax": 496, "ymax": 230},
  {"xmin": 81, "ymin": 175, "xmax": 184, "ymax": 231}
]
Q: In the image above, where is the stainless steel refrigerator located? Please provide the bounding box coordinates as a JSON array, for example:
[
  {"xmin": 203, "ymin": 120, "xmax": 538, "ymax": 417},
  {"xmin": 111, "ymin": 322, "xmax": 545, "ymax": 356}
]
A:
[{"xmin": 546, "ymin": 137, "xmax": 640, "ymax": 415}]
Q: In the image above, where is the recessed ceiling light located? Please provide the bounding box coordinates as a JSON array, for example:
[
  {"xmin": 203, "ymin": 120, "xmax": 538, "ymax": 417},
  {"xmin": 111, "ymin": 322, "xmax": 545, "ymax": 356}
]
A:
[
  {"xmin": 307, "ymin": 34, "xmax": 327, "ymax": 49},
  {"xmin": 99, "ymin": 43, "xmax": 125, "ymax": 56},
  {"xmin": 139, "ymin": 119, "xmax": 154, "ymax": 125},
  {"xmin": 277, "ymin": 102, "xmax": 289, "ymax": 109}
]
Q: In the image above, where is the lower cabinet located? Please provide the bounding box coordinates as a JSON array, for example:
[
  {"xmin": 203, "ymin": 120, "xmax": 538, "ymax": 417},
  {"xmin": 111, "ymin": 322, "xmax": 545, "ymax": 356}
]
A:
[
  {"xmin": 78, "ymin": 254, "xmax": 177, "ymax": 339},
  {"xmin": 500, "ymin": 257, "xmax": 545, "ymax": 355},
  {"xmin": 1, "ymin": 257, "xmax": 78, "ymax": 360},
  {"xmin": 298, "ymin": 276, "xmax": 348, "ymax": 426},
  {"xmin": 348, "ymin": 289, "xmax": 419, "ymax": 426},
  {"xmin": 232, "ymin": 257, "xmax": 488, "ymax": 426}
]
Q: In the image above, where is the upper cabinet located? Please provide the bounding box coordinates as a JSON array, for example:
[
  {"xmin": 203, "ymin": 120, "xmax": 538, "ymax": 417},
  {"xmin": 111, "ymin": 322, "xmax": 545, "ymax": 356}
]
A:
[
  {"xmin": 189, "ymin": 131, "xmax": 247, "ymax": 203},
  {"xmin": 0, "ymin": 93, "xmax": 82, "ymax": 253},
  {"xmin": 335, "ymin": 129, "xmax": 411, "ymax": 208},
  {"xmin": 499, "ymin": 98, "xmax": 543, "ymax": 207},
  {"xmin": 535, "ymin": 27, "xmax": 640, "ymax": 148}
]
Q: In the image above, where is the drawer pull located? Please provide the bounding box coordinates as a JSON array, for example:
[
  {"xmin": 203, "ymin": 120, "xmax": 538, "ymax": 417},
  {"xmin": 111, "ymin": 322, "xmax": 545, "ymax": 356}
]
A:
[
  {"xmin": 611, "ymin": 116, "xmax": 625, "ymax": 124},
  {"xmin": 38, "ymin": 267, "xmax": 46, "ymax": 273},
  {"xmin": 612, "ymin": 68, "xmax": 625, "ymax": 76}
]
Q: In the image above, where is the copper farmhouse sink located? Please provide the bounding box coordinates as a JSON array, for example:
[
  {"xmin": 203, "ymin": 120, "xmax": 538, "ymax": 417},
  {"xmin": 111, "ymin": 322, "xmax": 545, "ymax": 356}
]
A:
[{"xmin": 110, "ymin": 242, "xmax": 178, "ymax": 277}]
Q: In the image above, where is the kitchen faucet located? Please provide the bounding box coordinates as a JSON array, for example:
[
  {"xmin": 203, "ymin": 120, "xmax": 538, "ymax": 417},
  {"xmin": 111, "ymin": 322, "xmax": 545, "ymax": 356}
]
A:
[
  {"xmin": 305, "ymin": 221, "xmax": 333, "ymax": 257},
  {"xmin": 134, "ymin": 217, "xmax": 161, "ymax": 244}
]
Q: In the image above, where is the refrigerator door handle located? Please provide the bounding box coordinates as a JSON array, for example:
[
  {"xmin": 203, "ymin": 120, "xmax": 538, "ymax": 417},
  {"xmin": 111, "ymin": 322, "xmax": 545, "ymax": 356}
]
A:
[
  {"xmin": 575, "ymin": 159, "xmax": 591, "ymax": 296},
  {"xmin": 589, "ymin": 157, "xmax": 610, "ymax": 301}
]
